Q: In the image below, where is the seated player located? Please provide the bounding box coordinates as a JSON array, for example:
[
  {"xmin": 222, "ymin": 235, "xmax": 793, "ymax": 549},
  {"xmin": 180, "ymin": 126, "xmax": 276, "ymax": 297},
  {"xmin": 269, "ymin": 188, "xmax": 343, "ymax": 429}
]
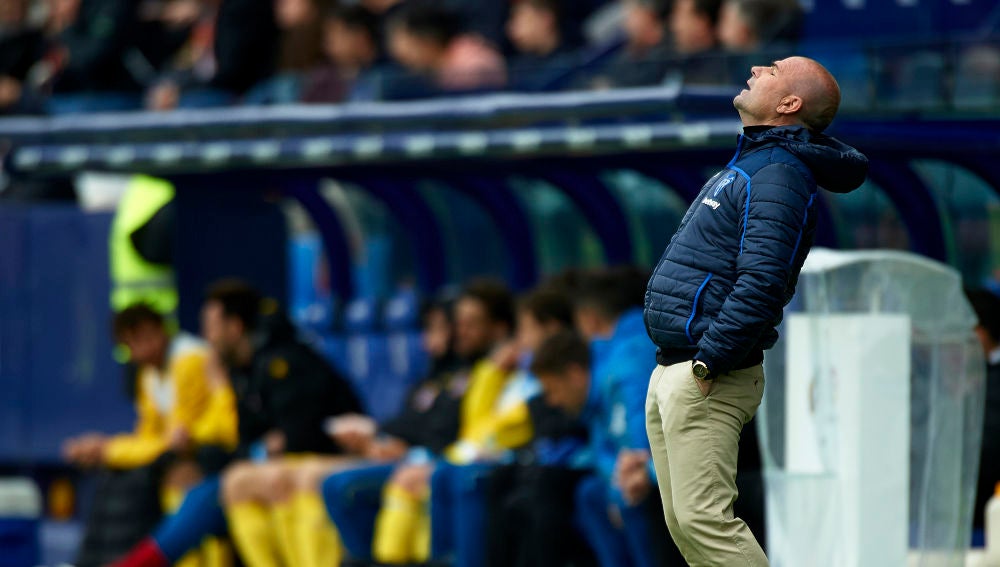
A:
[
  {"xmin": 110, "ymin": 281, "xmax": 363, "ymax": 567},
  {"xmin": 217, "ymin": 296, "xmax": 464, "ymax": 567},
  {"xmin": 424, "ymin": 286, "xmax": 580, "ymax": 567},
  {"xmin": 531, "ymin": 329, "xmax": 662, "ymax": 567},
  {"xmin": 370, "ymin": 285, "xmax": 580, "ymax": 567},
  {"xmin": 65, "ymin": 304, "xmax": 236, "ymax": 567},
  {"xmin": 319, "ymin": 280, "xmax": 520, "ymax": 564}
]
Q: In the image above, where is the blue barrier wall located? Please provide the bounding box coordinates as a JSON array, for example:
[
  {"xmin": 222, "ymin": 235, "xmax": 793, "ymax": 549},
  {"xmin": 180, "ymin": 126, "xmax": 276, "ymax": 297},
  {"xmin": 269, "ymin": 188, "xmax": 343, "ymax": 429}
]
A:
[{"xmin": 0, "ymin": 207, "xmax": 133, "ymax": 464}]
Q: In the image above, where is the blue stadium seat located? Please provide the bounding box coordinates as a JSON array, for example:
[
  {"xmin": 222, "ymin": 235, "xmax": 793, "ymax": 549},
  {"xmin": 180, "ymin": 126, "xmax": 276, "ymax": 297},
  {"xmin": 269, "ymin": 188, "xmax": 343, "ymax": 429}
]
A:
[
  {"xmin": 316, "ymin": 334, "xmax": 350, "ymax": 377},
  {"xmin": 384, "ymin": 289, "xmax": 429, "ymax": 383},
  {"xmin": 382, "ymin": 290, "xmax": 429, "ymax": 417},
  {"xmin": 289, "ymin": 233, "xmax": 337, "ymax": 334},
  {"xmin": 343, "ymin": 298, "xmax": 395, "ymax": 421}
]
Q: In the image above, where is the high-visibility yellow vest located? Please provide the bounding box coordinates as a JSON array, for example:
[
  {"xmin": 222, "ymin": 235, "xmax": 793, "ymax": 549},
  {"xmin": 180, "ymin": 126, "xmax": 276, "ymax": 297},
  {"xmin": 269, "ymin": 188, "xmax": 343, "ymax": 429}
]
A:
[{"xmin": 109, "ymin": 175, "xmax": 178, "ymax": 315}]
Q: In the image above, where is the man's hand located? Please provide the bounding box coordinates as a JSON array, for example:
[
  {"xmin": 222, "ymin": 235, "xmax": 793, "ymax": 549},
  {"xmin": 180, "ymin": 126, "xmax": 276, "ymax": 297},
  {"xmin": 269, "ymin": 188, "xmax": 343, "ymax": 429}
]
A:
[
  {"xmin": 264, "ymin": 430, "xmax": 286, "ymax": 457},
  {"xmin": 0, "ymin": 77, "xmax": 22, "ymax": 108},
  {"xmin": 695, "ymin": 376, "xmax": 713, "ymax": 397},
  {"xmin": 64, "ymin": 434, "xmax": 108, "ymax": 468},
  {"xmin": 159, "ymin": 0, "xmax": 202, "ymax": 27},
  {"xmin": 620, "ymin": 465, "xmax": 652, "ymax": 506},
  {"xmin": 63, "ymin": 433, "xmax": 108, "ymax": 468},
  {"xmin": 490, "ymin": 341, "xmax": 521, "ymax": 371},
  {"xmin": 147, "ymin": 82, "xmax": 180, "ymax": 111},
  {"xmin": 326, "ymin": 414, "xmax": 376, "ymax": 455},
  {"xmin": 613, "ymin": 449, "xmax": 648, "ymax": 483},
  {"xmin": 365, "ymin": 437, "xmax": 409, "ymax": 461},
  {"xmin": 392, "ymin": 462, "xmax": 434, "ymax": 497},
  {"xmin": 614, "ymin": 449, "xmax": 652, "ymax": 506},
  {"xmin": 168, "ymin": 426, "xmax": 192, "ymax": 453}
]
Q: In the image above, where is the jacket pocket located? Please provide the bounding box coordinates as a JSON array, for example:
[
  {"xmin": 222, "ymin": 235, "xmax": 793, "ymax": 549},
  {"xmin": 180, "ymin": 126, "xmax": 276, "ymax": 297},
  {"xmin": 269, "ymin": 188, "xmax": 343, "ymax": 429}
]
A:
[{"xmin": 685, "ymin": 273, "xmax": 714, "ymax": 345}]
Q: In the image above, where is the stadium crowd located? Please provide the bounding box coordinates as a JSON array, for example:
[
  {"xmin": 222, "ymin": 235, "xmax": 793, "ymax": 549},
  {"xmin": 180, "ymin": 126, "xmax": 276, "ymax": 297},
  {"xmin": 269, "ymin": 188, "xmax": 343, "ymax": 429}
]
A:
[{"xmin": 0, "ymin": 0, "xmax": 803, "ymax": 115}]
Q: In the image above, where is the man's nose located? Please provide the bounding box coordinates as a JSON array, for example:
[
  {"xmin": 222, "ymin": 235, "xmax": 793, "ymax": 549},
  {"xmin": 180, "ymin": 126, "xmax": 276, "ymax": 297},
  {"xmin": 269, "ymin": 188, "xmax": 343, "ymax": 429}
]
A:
[{"xmin": 750, "ymin": 66, "xmax": 761, "ymax": 77}]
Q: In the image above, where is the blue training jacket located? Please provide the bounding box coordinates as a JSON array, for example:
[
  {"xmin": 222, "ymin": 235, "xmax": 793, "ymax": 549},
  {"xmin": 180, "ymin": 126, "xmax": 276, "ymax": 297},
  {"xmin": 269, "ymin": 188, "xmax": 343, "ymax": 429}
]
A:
[
  {"xmin": 644, "ymin": 125, "xmax": 869, "ymax": 375},
  {"xmin": 583, "ymin": 308, "xmax": 657, "ymax": 484}
]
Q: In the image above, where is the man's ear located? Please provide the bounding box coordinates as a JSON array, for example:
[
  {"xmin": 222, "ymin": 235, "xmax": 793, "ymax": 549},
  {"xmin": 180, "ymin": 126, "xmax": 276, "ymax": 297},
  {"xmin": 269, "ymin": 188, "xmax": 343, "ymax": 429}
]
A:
[{"xmin": 776, "ymin": 95, "xmax": 803, "ymax": 116}]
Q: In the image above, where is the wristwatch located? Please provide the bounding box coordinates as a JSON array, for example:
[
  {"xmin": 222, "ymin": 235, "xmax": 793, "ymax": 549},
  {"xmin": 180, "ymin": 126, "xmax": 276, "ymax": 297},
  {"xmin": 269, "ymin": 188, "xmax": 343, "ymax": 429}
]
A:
[{"xmin": 692, "ymin": 360, "xmax": 712, "ymax": 380}]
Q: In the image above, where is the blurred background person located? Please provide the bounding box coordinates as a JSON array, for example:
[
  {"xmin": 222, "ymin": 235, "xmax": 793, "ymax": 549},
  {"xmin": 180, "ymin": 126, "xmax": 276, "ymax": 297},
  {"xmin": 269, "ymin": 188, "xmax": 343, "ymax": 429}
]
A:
[
  {"xmin": 717, "ymin": 0, "xmax": 803, "ymax": 53},
  {"xmin": 110, "ymin": 281, "xmax": 363, "ymax": 567},
  {"xmin": 530, "ymin": 329, "xmax": 664, "ymax": 567},
  {"xmin": 665, "ymin": 0, "xmax": 728, "ymax": 85},
  {"xmin": 216, "ymin": 296, "xmax": 463, "ymax": 567},
  {"xmin": 588, "ymin": 0, "xmax": 672, "ymax": 89},
  {"xmin": 300, "ymin": 4, "xmax": 382, "ymax": 104},
  {"xmin": 0, "ymin": 0, "xmax": 45, "ymax": 115},
  {"xmin": 65, "ymin": 304, "xmax": 235, "ymax": 567},
  {"xmin": 505, "ymin": 0, "xmax": 581, "ymax": 92},
  {"xmin": 382, "ymin": 0, "xmax": 506, "ymax": 99},
  {"xmin": 242, "ymin": 0, "xmax": 328, "ymax": 105},
  {"xmin": 484, "ymin": 282, "xmax": 595, "ymax": 567},
  {"xmin": 39, "ymin": 0, "xmax": 144, "ymax": 113},
  {"xmin": 146, "ymin": 0, "xmax": 278, "ymax": 110},
  {"xmin": 567, "ymin": 269, "xmax": 682, "ymax": 567}
]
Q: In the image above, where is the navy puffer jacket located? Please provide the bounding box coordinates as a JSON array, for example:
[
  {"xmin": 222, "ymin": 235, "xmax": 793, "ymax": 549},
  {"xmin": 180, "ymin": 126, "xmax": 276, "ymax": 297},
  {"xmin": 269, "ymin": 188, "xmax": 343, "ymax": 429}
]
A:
[{"xmin": 643, "ymin": 125, "xmax": 868, "ymax": 374}]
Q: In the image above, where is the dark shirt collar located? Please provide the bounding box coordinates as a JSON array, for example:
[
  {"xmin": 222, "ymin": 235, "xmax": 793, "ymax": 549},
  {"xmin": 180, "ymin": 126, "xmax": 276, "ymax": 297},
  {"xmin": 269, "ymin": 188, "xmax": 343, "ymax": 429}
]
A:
[{"xmin": 742, "ymin": 125, "xmax": 777, "ymax": 136}]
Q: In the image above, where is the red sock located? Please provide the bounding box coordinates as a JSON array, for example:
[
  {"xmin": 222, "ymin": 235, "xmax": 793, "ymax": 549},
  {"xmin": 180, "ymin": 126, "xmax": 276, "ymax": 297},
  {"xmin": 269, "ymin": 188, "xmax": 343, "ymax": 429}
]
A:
[{"xmin": 106, "ymin": 537, "xmax": 169, "ymax": 567}]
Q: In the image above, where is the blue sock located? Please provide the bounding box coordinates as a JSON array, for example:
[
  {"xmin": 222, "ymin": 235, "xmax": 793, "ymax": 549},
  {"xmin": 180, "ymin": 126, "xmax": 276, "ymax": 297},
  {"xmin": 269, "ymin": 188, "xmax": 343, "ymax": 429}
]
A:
[{"xmin": 152, "ymin": 476, "xmax": 228, "ymax": 562}]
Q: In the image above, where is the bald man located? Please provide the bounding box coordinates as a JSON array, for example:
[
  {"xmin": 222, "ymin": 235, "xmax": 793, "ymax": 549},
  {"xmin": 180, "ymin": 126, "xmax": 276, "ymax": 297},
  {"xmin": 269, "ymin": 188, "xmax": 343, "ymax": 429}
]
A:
[{"xmin": 642, "ymin": 57, "xmax": 868, "ymax": 566}]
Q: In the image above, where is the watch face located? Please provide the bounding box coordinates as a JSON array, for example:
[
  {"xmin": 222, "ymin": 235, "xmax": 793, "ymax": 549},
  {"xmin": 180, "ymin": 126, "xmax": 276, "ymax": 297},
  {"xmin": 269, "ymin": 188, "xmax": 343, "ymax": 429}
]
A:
[{"xmin": 693, "ymin": 363, "xmax": 709, "ymax": 379}]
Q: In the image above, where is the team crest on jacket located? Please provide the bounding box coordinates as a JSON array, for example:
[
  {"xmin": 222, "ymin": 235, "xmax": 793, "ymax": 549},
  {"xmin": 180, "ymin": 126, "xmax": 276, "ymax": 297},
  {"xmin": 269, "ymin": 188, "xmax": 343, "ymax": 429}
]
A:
[
  {"xmin": 701, "ymin": 172, "xmax": 735, "ymax": 210},
  {"xmin": 714, "ymin": 174, "xmax": 736, "ymax": 196}
]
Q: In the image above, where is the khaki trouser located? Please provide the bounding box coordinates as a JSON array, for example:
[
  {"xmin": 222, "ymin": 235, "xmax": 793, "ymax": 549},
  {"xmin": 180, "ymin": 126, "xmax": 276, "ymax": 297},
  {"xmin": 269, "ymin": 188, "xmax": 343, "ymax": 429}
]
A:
[{"xmin": 645, "ymin": 361, "xmax": 768, "ymax": 567}]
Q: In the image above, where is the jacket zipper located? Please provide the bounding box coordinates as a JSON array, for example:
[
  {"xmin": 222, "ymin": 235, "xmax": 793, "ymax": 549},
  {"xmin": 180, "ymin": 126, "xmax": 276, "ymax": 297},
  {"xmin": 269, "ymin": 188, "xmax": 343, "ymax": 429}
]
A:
[{"xmin": 685, "ymin": 273, "xmax": 713, "ymax": 345}]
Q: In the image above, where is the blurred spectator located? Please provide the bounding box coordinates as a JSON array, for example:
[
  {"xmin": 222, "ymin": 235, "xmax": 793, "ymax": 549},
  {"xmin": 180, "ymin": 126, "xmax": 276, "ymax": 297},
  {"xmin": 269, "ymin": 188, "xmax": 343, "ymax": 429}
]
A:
[
  {"xmin": 40, "ymin": 0, "xmax": 145, "ymax": 112},
  {"xmin": 717, "ymin": 0, "xmax": 802, "ymax": 52},
  {"xmin": 147, "ymin": 0, "xmax": 278, "ymax": 110},
  {"xmin": 506, "ymin": 0, "xmax": 581, "ymax": 91},
  {"xmin": 243, "ymin": 0, "xmax": 328, "ymax": 104},
  {"xmin": 276, "ymin": 0, "xmax": 326, "ymax": 71},
  {"xmin": 0, "ymin": 0, "xmax": 45, "ymax": 114},
  {"xmin": 666, "ymin": 0, "xmax": 729, "ymax": 85},
  {"xmin": 383, "ymin": 1, "xmax": 505, "ymax": 97},
  {"xmin": 967, "ymin": 288, "xmax": 1000, "ymax": 532},
  {"xmin": 670, "ymin": 0, "xmax": 720, "ymax": 55},
  {"xmin": 361, "ymin": 0, "xmax": 402, "ymax": 14},
  {"xmin": 131, "ymin": 0, "xmax": 202, "ymax": 86},
  {"xmin": 588, "ymin": 0, "xmax": 673, "ymax": 89},
  {"xmin": 301, "ymin": 4, "xmax": 381, "ymax": 103}
]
